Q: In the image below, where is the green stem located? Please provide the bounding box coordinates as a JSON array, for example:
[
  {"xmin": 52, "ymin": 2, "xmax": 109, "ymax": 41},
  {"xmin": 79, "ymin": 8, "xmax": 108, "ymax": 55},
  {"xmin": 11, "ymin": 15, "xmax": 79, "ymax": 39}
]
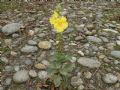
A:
[{"xmin": 56, "ymin": 33, "xmax": 63, "ymax": 53}]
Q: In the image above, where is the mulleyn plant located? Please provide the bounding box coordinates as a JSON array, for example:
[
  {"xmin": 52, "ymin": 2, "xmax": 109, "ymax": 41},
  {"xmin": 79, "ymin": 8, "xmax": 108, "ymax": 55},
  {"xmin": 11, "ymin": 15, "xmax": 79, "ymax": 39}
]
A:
[{"xmin": 48, "ymin": 4, "xmax": 75, "ymax": 90}]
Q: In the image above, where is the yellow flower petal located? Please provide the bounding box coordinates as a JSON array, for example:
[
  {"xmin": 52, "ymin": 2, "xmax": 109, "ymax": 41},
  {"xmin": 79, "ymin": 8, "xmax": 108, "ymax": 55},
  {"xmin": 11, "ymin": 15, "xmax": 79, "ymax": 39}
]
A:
[{"xmin": 53, "ymin": 16, "xmax": 68, "ymax": 33}]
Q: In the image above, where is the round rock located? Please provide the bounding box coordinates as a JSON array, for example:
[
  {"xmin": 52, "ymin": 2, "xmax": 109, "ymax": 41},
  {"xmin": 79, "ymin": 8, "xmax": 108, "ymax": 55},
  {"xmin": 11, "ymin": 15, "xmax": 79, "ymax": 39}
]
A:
[
  {"xmin": 29, "ymin": 70, "xmax": 37, "ymax": 78},
  {"xmin": 38, "ymin": 71, "xmax": 48, "ymax": 80},
  {"xmin": 13, "ymin": 70, "xmax": 29, "ymax": 83},
  {"xmin": 2, "ymin": 23, "xmax": 22, "ymax": 35},
  {"xmin": 111, "ymin": 51, "xmax": 120, "ymax": 59},
  {"xmin": 71, "ymin": 76, "xmax": 83, "ymax": 87},
  {"xmin": 27, "ymin": 40, "xmax": 37, "ymax": 45},
  {"xmin": 21, "ymin": 45, "xmax": 38, "ymax": 53},
  {"xmin": 38, "ymin": 41, "xmax": 51, "ymax": 49},
  {"xmin": 78, "ymin": 57, "xmax": 101, "ymax": 68},
  {"xmin": 103, "ymin": 73, "xmax": 118, "ymax": 84}
]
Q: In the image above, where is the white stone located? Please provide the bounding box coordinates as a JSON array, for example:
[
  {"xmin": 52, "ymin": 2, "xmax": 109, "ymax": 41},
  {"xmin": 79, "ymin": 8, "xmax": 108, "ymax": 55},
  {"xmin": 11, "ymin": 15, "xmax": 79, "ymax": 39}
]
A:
[
  {"xmin": 103, "ymin": 73, "xmax": 118, "ymax": 84},
  {"xmin": 38, "ymin": 71, "xmax": 48, "ymax": 80},
  {"xmin": 13, "ymin": 70, "xmax": 29, "ymax": 83},
  {"xmin": 116, "ymin": 40, "xmax": 120, "ymax": 46},
  {"xmin": 29, "ymin": 70, "xmax": 37, "ymax": 78},
  {"xmin": 78, "ymin": 57, "xmax": 101, "ymax": 68},
  {"xmin": 2, "ymin": 23, "xmax": 22, "ymax": 35},
  {"xmin": 78, "ymin": 51, "xmax": 84, "ymax": 56}
]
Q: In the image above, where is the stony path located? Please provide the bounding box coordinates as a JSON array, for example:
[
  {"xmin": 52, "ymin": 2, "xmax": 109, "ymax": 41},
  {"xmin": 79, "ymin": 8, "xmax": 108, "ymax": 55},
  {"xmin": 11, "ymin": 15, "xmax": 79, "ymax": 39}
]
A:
[{"xmin": 0, "ymin": 1, "xmax": 120, "ymax": 90}]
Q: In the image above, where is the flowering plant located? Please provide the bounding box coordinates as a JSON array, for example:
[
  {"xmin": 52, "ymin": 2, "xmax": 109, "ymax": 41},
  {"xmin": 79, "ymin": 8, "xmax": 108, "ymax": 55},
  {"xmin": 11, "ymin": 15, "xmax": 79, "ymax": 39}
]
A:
[
  {"xmin": 48, "ymin": 5, "xmax": 74, "ymax": 90},
  {"xmin": 49, "ymin": 10, "xmax": 68, "ymax": 33}
]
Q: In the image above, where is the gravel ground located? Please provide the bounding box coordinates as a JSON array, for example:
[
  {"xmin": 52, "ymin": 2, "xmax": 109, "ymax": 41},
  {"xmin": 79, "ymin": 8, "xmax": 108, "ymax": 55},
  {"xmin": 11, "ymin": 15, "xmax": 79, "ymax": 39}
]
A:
[{"xmin": 0, "ymin": 1, "xmax": 120, "ymax": 90}]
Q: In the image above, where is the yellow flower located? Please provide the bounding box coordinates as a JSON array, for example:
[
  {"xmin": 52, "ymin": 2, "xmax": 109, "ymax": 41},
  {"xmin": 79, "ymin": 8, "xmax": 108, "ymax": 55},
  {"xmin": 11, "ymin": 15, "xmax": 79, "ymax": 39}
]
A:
[
  {"xmin": 49, "ymin": 11, "xmax": 59, "ymax": 25},
  {"xmin": 53, "ymin": 16, "xmax": 68, "ymax": 33}
]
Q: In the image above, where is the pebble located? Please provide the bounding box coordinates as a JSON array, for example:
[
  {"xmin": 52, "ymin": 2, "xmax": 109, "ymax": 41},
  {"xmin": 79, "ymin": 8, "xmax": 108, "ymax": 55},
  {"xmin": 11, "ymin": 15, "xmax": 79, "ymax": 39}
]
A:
[
  {"xmin": 86, "ymin": 24, "xmax": 95, "ymax": 30},
  {"xmin": 103, "ymin": 28, "xmax": 118, "ymax": 33},
  {"xmin": 34, "ymin": 63, "xmax": 46, "ymax": 70},
  {"xmin": 116, "ymin": 40, "xmax": 120, "ymax": 46},
  {"xmin": 75, "ymin": 36, "xmax": 83, "ymax": 41},
  {"xmin": 21, "ymin": 45, "xmax": 38, "ymax": 53},
  {"xmin": 38, "ymin": 41, "xmax": 51, "ymax": 49},
  {"xmin": 14, "ymin": 65, "xmax": 20, "ymax": 71},
  {"xmin": 114, "ymin": 60, "xmax": 120, "ymax": 65},
  {"xmin": 2, "ymin": 23, "xmax": 22, "ymax": 35},
  {"xmin": 70, "ymin": 57, "xmax": 77, "ymax": 63},
  {"xmin": 71, "ymin": 76, "xmax": 83, "ymax": 87},
  {"xmin": 13, "ymin": 70, "xmax": 29, "ymax": 83},
  {"xmin": 78, "ymin": 51, "xmax": 84, "ymax": 56},
  {"xmin": 87, "ymin": 36, "xmax": 102, "ymax": 43},
  {"xmin": 41, "ymin": 60, "xmax": 49, "ymax": 66},
  {"xmin": 27, "ymin": 40, "xmax": 37, "ymax": 45},
  {"xmin": 84, "ymin": 71, "xmax": 92, "ymax": 79},
  {"xmin": 5, "ymin": 66, "xmax": 13, "ymax": 72},
  {"xmin": 29, "ymin": 70, "xmax": 37, "ymax": 78},
  {"xmin": 38, "ymin": 71, "xmax": 48, "ymax": 80},
  {"xmin": 24, "ymin": 59, "xmax": 33, "ymax": 65},
  {"xmin": 28, "ymin": 30, "xmax": 35, "ymax": 36},
  {"xmin": 103, "ymin": 73, "xmax": 118, "ymax": 84},
  {"xmin": 10, "ymin": 51, "xmax": 17, "ymax": 56},
  {"xmin": 0, "ymin": 57, "xmax": 8, "ymax": 64},
  {"xmin": 4, "ymin": 39, "xmax": 12, "ymax": 48},
  {"xmin": 78, "ymin": 57, "xmax": 101, "ymax": 68},
  {"xmin": 0, "ymin": 86, "xmax": 3, "ymax": 90},
  {"xmin": 100, "ymin": 36, "xmax": 109, "ymax": 43},
  {"xmin": 78, "ymin": 85, "xmax": 84, "ymax": 90},
  {"xmin": 111, "ymin": 51, "xmax": 120, "ymax": 59},
  {"xmin": 5, "ymin": 78, "xmax": 12, "ymax": 85},
  {"xmin": 12, "ymin": 34, "xmax": 20, "ymax": 38}
]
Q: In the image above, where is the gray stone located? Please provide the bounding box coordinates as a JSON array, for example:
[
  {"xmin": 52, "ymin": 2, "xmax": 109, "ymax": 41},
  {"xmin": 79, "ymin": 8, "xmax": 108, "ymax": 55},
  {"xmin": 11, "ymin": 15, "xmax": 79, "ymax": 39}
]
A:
[
  {"xmin": 111, "ymin": 51, "xmax": 120, "ymax": 59},
  {"xmin": 21, "ymin": 45, "xmax": 38, "ymax": 53},
  {"xmin": 103, "ymin": 73, "xmax": 118, "ymax": 84},
  {"xmin": 29, "ymin": 70, "xmax": 37, "ymax": 78},
  {"xmin": 65, "ymin": 28, "xmax": 74, "ymax": 33},
  {"xmin": 27, "ymin": 40, "xmax": 37, "ymax": 45},
  {"xmin": 12, "ymin": 34, "xmax": 20, "ymax": 38},
  {"xmin": 116, "ymin": 40, "xmax": 120, "ymax": 46},
  {"xmin": 75, "ymin": 36, "xmax": 83, "ymax": 41},
  {"xmin": 78, "ymin": 85, "xmax": 84, "ymax": 90},
  {"xmin": 0, "ymin": 86, "xmax": 3, "ymax": 90},
  {"xmin": 24, "ymin": 59, "xmax": 33, "ymax": 65},
  {"xmin": 100, "ymin": 37, "xmax": 109, "ymax": 43},
  {"xmin": 2, "ymin": 23, "xmax": 22, "ymax": 35},
  {"xmin": 38, "ymin": 71, "xmax": 48, "ymax": 80},
  {"xmin": 14, "ymin": 65, "xmax": 20, "ymax": 71},
  {"xmin": 86, "ymin": 24, "xmax": 95, "ymax": 30},
  {"xmin": 71, "ymin": 76, "xmax": 83, "ymax": 87},
  {"xmin": 13, "ymin": 70, "xmax": 29, "ymax": 83},
  {"xmin": 103, "ymin": 29, "xmax": 118, "ymax": 33},
  {"xmin": 87, "ymin": 36, "xmax": 102, "ymax": 43},
  {"xmin": 5, "ymin": 78, "xmax": 12, "ymax": 85},
  {"xmin": 0, "ymin": 57, "xmax": 8, "ymax": 64},
  {"xmin": 5, "ymin": 66, "xmax": 13, "ymax": 72},
  {"xmin": 78, "ymin": 57, "xmax": 101, "ymax": 68},
  {"xmin": 84, "ymin": 71, "xmax": 92, "ymax": 79},
  {"xmin": 70, "ymin": 57, "xmax": 77, "ymax": 63}
]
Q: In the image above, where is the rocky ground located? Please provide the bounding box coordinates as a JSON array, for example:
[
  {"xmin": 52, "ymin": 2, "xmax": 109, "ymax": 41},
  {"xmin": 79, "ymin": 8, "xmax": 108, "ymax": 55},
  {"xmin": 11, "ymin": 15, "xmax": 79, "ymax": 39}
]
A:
[{"xmin": 0, "ymin": 1, "xmax": 120, "ymax": 90}]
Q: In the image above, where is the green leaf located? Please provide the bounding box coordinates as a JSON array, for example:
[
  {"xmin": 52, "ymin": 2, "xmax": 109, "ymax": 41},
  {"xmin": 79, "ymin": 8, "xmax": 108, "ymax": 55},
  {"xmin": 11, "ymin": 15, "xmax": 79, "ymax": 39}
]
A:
[
  {"xmin": 50, "ymin": 61, "xmax": 61, "ymax": 69},
  {"xmin": 55, "ymin": 52, "xmax": 71, "ymax": 63},
  {"xmin": 62, "ymin": 63, "xmax": 75, "ymax": 72},
  {"xmin": 53, "ymin": 75, "xmax": 62, "ymax": 87},
  {"xmin": 59, "ymin": 69, "xmax": 69, "ymax": 76},
  {"xmin": 47, "ymin": 68, "xmax": 57, "ymax": 76}
]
